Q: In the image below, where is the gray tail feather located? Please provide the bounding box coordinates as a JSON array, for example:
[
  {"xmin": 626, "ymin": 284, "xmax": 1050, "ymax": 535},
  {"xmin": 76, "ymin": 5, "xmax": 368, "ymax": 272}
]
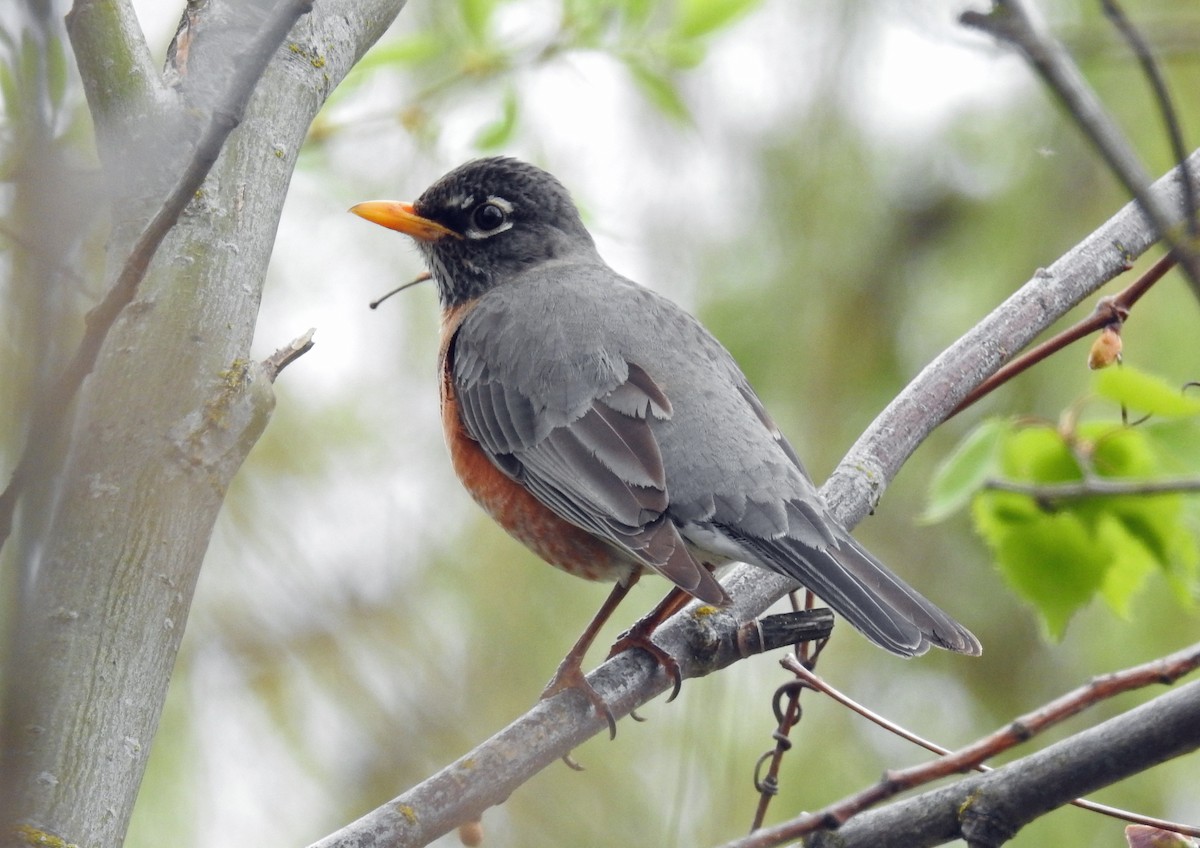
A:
[{"xmin": 728, "ymin": 530, "xmax": 981, "ymax": 658}]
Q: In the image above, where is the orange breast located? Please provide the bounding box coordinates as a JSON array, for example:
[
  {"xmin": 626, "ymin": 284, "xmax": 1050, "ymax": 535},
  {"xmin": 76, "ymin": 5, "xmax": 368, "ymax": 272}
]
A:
[{"xmin": 438, "ymin": 303, "xmax": 635, "ymax": 585}]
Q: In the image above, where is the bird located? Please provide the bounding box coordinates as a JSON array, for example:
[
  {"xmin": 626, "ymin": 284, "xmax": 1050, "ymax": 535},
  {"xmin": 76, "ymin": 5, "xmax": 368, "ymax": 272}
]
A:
[{"xmin": 350, "ymin": 157, "xmax": 980, "ymax": 732}]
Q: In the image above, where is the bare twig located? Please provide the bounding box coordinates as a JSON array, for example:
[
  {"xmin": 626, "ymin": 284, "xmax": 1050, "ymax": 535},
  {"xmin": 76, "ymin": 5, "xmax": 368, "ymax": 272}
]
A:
[
  {"xmin": 750, "ymin": 679, "xmax": 806, "ymax": 833},
  {"xmin": 1101, "ymin": 0, "xmax": 1197, "ymax": 237},
  {"xmin": 961, "ymin": 0, "xmax": 1200, "ymax": 301},
  {"xmin": 749, "ymin": 591, "xmax": 825, "ymax": 832},
  {"xmin": 785, "ymin": 657, "xmax": 1200, "ymax": 839},
  {"xmin": 724, "ymin": 642, "xmax": 1200, "ymax": 847},
  {"xmin": 369, "ymin": 270, "xmax": 432, "ymax": 309},
  {"xmin": 262, "ymin": 329, "xmax": 317, "ymax": 382},
  {"xmin": 950, "ymin": 250, "xmax": 1174, "ymax": 416},
  {"xmin": 0, "ymin": 0, "xmax": 315, "ymax": 549},
  {"xmin": 983, "ymin": 475, "xmax": 1200, "ymax": 500}
]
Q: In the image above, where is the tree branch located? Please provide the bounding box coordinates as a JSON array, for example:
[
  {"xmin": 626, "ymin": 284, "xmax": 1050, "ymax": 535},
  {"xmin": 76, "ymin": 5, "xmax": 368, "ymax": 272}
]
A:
[
  {"xmin": 65, "ymin": 0, "xmax": 166, "ymax": 123},
  {"xmin": 961, "ymin": 0, "xmax": 1200, "ymax": 302},
  {"xmin": 984, "ymin": 476, "xmax": 1200, "ymax": 501},
  {"xmin": 949, "ymin": 250, "xmax": 1174, "ymax": 416},
  {"xmin": 0, "ymin": 2, "xmax": 411, "ymax": 846},
  {"xmin": 723, "ymin": 641, "xmax": 1200, "ymax": 847},
  {"xmin": 0, "ymin": 0, "xmax": 318, "ymax": 550},
  {"xmin": 783, "ymin": 657, "xmax": 1200, "ymax": 836},
  {"xmin": 262, "ymin": 328, "xmax": 317, "ymax": 382},
  {"xmin": 308, "ymin": 607, "xmax": 831, "ymax": 848},
  {"xmin": 825, "ymin": 147, "xmax": 1200, "ymax": 529},
  {"xmin": 792, "ymin": 678, "xmax": 1200, "ymax": 848}
]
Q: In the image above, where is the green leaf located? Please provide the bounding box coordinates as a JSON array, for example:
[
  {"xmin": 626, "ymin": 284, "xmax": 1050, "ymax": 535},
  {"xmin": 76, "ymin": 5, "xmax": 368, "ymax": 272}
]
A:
[
  {"xmin": 968, "ymin": 417, "xmax": 1200, "ymax": 634},
  {"xmin": 675, "ymin": 0, "xmax": 762, "ymax": 40},
  {"xmin": 1000, "ymin": 424, "xmax": 1082, "ymax": 483},
  {"xmin": 974, "ymin": 499, "xmax": 1110, "ymax": 639},
  {"xmin": 459, "ymin": 0, "xmax": 497, "ymax": 43},
  {"xmin": 1084, "ymin": 421, "xmax": 1158, "ymax": 477},
  {"xmin": 1098, "ymin": 518, "xmax": 1157, "ymax": 618},
  {"xmin": 625, "ymin": 59, "xmax": 692, "ymax": 123},
  {"xmin": 1093, "ymin": 365, "xmax": 1200, "ymax": 418},
  {"xmin": 1143, "ymin": 417, "xmax": 1200, "ymax": 475},
  {"xmin": 1073, "ymin": 423, "xmax": 1189, "ymax": 571},
  {"xmin": 474, "ymin": 87, "xmax": 518, "ymax": 150},
  {"xmin": 923, "ymin": 418, "xmax": 1008, "ymax": 523}
]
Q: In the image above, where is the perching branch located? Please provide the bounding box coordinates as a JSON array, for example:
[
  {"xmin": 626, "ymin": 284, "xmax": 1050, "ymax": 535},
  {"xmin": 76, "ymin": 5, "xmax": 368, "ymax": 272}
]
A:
[{"xmin": 308, "ymin": 607, "xmax": 832, "ymax": 848}]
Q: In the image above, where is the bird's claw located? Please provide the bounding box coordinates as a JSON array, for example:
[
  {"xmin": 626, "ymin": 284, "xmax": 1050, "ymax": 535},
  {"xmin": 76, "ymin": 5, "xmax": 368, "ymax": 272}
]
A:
[
  {"xmin": 607, "ymin": 628, "xmax": 683, "ymax": 702},
  {"xmin": 540, "ymin": 660, "xmax": 618, "ymax": 740}
]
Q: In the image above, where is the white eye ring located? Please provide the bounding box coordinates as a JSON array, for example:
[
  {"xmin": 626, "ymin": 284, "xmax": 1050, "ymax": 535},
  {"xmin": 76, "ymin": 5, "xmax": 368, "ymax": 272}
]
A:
[
  {"xmin": 465, "ymin": 195, "xmax": 514, "ymax": 239},
  {"xmin": 473, "ymin": 202, "xmax": 506, "ymax": 231}
]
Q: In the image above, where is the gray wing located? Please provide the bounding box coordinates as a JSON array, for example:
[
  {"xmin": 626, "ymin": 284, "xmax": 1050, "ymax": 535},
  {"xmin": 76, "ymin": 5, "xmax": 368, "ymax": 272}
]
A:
[
  {"xmin": 448, "ymin": 323, "xmax": 729, "ymax": 606},
  {"xmin": 673, "ymin": 380, "xmax": 981, "ymax": 657}
]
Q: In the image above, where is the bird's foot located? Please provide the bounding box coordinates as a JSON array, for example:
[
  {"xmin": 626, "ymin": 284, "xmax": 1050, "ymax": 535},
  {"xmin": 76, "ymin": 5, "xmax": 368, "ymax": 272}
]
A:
[
  {"xmin": 540, "ymin": 657, "xmax": 618, "ymax": 741},
  {"xmin": 607, "ymin": 622, "xmax": 683, "ymax": 703}
]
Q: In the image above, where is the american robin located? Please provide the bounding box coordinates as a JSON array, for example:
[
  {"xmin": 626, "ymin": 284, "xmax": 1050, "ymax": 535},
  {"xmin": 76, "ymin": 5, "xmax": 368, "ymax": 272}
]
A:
[{"xmin": 351, "ymin": 157, "xmax": 980, "ymax": 731}]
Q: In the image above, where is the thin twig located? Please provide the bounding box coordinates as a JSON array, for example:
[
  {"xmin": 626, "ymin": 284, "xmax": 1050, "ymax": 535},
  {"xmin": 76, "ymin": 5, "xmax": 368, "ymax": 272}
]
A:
[
  {"xmin": 949, "ymin": 249, "xmax": 1174, "ymax": 416},
  {"xmin": 785, "ymin": 658, "xmax": 1200, "ymax": 838},
  {"xmin": 0, "ymin": 0, "xmax": 315, "ymax": 549},
  {"xmin": 983, "ymin": 475, "xmax": 1200, "ymax": 500},
  {"xmin": 262, "ymin": 328, "xmax": 317, "ymax": 382},
  {"xmin": 726, "ymin": 642, "xmax": 1200, "ymax": 847},
  {"xmin": 961, "ymin": 0, "xmax": 1200, "ymax": 302},
  {"xmin": 749, "ymin": 590, "xmax": 824, "ymax": 832},
  {"xmin": 750, "ymin": 679, "xmax": 805, "ymax": 833},
  {"xmin": 1101, "ymin": 0, "xmax": 1197, "ymax": 237}
]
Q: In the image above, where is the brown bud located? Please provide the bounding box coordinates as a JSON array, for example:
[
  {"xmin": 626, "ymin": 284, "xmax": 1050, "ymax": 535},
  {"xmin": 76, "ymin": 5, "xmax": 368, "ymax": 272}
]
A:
[
  {"xmin": 1088, "ymin": 326, "xmax": 1123, "ymax": 370},
  {"xmin": 458, "ymin": 821, "xmax": 484, "ymax": 847}
]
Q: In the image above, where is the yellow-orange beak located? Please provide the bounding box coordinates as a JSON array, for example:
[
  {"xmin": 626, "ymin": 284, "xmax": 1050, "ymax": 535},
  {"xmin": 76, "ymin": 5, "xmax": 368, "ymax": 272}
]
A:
[{"xmin": 349, "ymin": 200, "xmax": 459, "ymax": 242}]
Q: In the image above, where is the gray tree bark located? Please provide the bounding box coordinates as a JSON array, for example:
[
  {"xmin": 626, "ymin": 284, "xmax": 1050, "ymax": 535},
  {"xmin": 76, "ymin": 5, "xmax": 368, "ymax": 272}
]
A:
[{"xmin": 1, "ymin": 2, "xmax": 406, "ymax": 845}]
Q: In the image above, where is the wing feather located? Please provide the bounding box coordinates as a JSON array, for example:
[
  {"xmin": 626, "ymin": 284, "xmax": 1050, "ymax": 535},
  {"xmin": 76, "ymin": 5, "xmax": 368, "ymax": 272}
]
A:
[{"xmin": 451, "ymin": 338, "xmax": 727, "ymax": 606}]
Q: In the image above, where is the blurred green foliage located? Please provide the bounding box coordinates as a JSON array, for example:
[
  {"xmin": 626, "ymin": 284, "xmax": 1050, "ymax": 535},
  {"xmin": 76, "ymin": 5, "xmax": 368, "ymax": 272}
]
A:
[
  {"xmin": 4, "ymin": 0, "xmax": 1198, "ymax": 847},
  {"xmin": 310, "ymin": 0, "xmax": 762, "ymax": 146}
]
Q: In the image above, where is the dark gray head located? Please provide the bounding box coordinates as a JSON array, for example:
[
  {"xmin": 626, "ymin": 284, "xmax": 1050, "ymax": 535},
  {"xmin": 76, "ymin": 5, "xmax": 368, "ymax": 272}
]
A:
[{"xmin": 351, "ymin": 158, "xmax": 598, "ymax": 308}]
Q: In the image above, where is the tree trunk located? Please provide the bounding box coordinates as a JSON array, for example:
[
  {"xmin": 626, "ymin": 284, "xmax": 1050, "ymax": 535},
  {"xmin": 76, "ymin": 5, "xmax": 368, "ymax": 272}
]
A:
[{"xmin": 2, "ymin": 2, "xmax": 406, "ymax": 845}]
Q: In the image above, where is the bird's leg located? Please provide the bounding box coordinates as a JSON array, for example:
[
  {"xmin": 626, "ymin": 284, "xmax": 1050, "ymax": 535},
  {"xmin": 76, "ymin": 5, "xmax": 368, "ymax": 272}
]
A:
[
  {"xmin": 607, "ymin": 586, "xmax": 694, "ymax": 702},
  {"xmin": 541, "ymin": 573, "xmax": 641, "ymax": 740}
]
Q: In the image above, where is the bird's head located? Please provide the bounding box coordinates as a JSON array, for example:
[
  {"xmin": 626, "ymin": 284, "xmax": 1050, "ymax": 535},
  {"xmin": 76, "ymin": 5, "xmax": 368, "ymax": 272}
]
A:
[{"xmin": 351, "ymin": 157, "xmax": 597, "ymax": 307}]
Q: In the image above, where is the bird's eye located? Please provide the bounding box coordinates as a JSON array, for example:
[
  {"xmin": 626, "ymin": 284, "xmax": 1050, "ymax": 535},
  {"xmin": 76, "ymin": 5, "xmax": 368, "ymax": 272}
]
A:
[{"xmin": 472, "ymin": 202, "xmax": 507, "ymax": 232}]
